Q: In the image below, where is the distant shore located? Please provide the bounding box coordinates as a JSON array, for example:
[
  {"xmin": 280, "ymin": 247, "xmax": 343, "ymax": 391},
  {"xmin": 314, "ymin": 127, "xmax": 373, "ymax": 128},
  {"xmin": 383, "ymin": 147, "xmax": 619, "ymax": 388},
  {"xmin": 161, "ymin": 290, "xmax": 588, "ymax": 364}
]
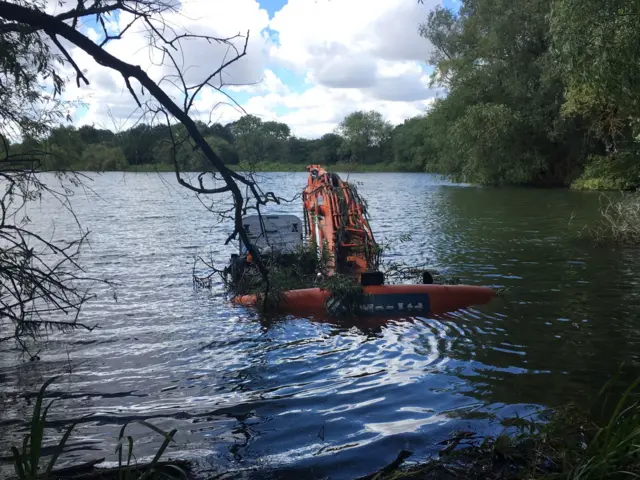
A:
[{"xmin": 68, "ymin": 162, "xmax": 426, "ymax": 174}]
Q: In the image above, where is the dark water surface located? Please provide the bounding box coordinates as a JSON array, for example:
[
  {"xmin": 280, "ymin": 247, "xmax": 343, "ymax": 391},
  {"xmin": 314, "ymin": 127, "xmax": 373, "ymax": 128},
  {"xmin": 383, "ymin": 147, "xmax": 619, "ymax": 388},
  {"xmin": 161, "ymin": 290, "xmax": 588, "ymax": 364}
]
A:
[{"xmin": 1, "ymin": 172, "xmax": 639, "ymax": 479}]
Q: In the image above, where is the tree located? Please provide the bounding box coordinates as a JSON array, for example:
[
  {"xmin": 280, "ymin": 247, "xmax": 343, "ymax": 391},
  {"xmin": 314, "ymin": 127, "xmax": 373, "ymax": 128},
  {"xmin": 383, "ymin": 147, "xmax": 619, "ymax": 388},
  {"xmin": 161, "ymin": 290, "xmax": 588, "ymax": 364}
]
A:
[
  {"xmin": 77, "ymin": 125, "xmax": 116, "ymax": 146},
  {"xmin": 228, "ymin": 115, "xmax": 291, "ymax": 165},
  {"xmin": 81, "ymin": 143, "xmax": 127, "ymax": 170},
  {"xmin": 312, "ymin": 133, "xmax": 343, "ymax": 165},
  {"xmin": 0, "ymin": 2, "xmax": 70, "ymax": 143},
  {"xmin": 551, "ymin": 0, "xmax": 640, "ymax": 147},
  {"xmin": 418, "ymin": 1, "xmax": 588, "ymax": 185},
  {"xmin": 228, "ymin": 114, "xmax": 266, "ymax": 164},
  {"xmin": 287, "ymin": 137, "xmax": 314, "ymax": 165},
  {"xmin": 191, "ymin": 136, "xmax": 239, "ymax": 169},
  {"xmin": 0, "ymin": 0, "xmax": 290, "ymax": 342},
  {"xmin": 336, "ymin": 110, "xmax": 393, "ymax": 164},
  {"xmin": 391, "ymin": 117, "xmax": 429, "ymax": 170},
  {"xmin": 0, "ymin": 2, "xmax": 110, "ymax": 352}
]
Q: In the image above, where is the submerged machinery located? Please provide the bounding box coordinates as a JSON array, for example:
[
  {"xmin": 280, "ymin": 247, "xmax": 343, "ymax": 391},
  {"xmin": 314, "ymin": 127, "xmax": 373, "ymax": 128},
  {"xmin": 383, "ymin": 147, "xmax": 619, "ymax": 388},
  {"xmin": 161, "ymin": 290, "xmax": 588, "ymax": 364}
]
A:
[{"xmin": 226, "ymin": 165, "xmax": 495, "ymax": 317}]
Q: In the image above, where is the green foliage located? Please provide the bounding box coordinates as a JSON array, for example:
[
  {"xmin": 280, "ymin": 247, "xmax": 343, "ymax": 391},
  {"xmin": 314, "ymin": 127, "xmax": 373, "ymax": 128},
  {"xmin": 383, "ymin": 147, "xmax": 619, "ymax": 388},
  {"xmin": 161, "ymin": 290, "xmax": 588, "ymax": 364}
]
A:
[
  {"xmin": 11, "ymin": 376, "xmax": 187, "ymax": 480},
  {"xmin": 415, "ymin": 0, "xmax": 640, "ymax": 188},
  {"xmin": 114, "ymin": 420, "xmax": 185, "ymax": 480},
  {"xmin": 79, "ymin": 143, "xmax": 127, "ymax": 171},
  {"xmin": 390, "ymin": 117, "xmax": 429, "ymax": 171},
  {"xmin": 572, "ymin": 152, "xmax": 640, "ymax": 191},
  {"xmin": 224, "ymin": 248, "xmax": 320, "ymax": 312},
  {"xmin": 0, "ymin": 6, "xmax": 74, "ymax": 142},
  {"xmin": 11, "ymin": 110, "xmax": 429, "ymax": 172},
  {"xmin": 450, "ymin": 103, "xmax": 546, "ymax": 185},
  {"xmin": 417, "ymin": 0, "xmax": 619, "ymax": 187},
  {"xmin": 320, "ymin": 273, "xmax": 365, "ymax": 317},
  {"xmin": 336, "ymin": 110, "xmax": 393, "ymax": 164},
  {"xmin": 551, "ymin": 0, "xmax": 640, "ymax": 142},
  {"xmin": 10, "ymin": 376, "xmax": 86, "ymax": 480}
]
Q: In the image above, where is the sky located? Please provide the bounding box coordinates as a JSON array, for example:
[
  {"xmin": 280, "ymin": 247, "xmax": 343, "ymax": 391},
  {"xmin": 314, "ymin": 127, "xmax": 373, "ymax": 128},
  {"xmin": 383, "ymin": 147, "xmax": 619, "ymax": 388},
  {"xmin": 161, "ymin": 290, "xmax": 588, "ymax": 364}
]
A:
[{"xmin": 48, "ymin": 0, "xmax": 460, "ymax": 139}]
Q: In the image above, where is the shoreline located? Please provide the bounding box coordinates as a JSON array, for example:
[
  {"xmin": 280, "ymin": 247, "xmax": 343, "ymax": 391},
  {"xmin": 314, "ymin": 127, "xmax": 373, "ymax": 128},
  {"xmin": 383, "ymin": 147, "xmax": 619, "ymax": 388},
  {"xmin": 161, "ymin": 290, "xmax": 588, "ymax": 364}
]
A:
[
  {"xmin": 64, "ymin": 162, "xmax": 427, "ymax": 174},
  {"xmin": 53, "ymin": 164, "xmax": 634, "ymax": 191}
]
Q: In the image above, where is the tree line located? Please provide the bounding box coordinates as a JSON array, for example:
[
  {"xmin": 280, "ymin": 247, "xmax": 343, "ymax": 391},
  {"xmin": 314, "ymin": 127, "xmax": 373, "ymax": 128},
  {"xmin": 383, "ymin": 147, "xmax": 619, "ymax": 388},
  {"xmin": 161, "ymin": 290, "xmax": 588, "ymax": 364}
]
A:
[
  {"xmin": 7, "ymin": 0, "xmax": 640, "ymax": 187},
  {"xmin": 9, "ymin": 110, "xmax": 427, "ymax": 172},
  {"xmin": 415, "ymin": 0, "xmax": 640, "ymax": 189}
]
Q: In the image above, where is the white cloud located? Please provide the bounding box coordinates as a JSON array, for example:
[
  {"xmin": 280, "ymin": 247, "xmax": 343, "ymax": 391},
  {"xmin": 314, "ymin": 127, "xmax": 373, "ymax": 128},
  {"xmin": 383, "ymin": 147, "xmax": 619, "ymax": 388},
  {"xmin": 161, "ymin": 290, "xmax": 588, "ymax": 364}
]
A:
[
  {"xmin": 269, "ymin": 0, "xmax": 438, "ymax": 84},
  {"xmin": 228, "ymin": 68, "xmax": 289, "ymax": 95},
  {"xmin": 49, "ymin": 0, "xmax": 442, "ymax": 137},
  {"xmin": 241, "ymin": 83, "xmax": 438, "ymax": 138},
  {"xmin": 53, "ymin": 0, "xmax": 271, "ymax": 130}
]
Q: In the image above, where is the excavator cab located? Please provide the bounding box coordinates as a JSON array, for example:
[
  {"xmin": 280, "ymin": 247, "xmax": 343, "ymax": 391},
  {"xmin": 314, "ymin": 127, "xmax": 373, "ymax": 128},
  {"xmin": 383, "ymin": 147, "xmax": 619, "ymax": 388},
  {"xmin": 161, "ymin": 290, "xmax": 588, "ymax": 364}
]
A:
[
  {"xmin": 226, "ymin": 214, "xmax": 304, "ymax": 286},
  {"xmin": 238, "ymin": 214, "xmax": 303, "ymax": 256}
]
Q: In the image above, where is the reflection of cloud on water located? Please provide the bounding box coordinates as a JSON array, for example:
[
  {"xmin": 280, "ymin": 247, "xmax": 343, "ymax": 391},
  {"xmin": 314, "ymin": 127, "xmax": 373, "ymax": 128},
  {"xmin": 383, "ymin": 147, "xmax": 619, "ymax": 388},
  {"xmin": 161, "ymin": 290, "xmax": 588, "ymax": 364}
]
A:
[{"xmin": 364, "ymin": 413, "xmax": 450, "ymax": 436}]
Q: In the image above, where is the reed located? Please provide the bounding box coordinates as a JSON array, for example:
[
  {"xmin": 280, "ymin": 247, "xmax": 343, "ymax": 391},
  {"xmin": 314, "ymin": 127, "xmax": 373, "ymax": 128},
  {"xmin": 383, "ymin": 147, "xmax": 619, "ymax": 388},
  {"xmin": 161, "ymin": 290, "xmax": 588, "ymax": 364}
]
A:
[
  {"xmin": 585, "ymin": 193, "xmax": 640, "ymax": 245},
  {"xmin": 9, "ymin": 376, "xmax": 188, "ymax": 480}
]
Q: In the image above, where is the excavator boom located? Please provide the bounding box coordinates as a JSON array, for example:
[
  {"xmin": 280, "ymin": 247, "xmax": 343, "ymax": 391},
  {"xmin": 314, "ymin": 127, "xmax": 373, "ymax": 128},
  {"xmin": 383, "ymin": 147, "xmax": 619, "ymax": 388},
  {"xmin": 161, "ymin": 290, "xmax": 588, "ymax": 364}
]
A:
[{"xmin": 302, "ymin": 164, "xmax": 378, "ymax": 277}]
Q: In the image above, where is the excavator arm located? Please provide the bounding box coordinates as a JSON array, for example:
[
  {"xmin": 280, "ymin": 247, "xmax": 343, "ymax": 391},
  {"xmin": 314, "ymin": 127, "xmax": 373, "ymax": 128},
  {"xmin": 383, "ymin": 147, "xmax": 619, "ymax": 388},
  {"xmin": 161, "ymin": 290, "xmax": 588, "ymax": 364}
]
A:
[{"xmin": 302, "ymin": 164, "xmax": 379, "ymax": 278}]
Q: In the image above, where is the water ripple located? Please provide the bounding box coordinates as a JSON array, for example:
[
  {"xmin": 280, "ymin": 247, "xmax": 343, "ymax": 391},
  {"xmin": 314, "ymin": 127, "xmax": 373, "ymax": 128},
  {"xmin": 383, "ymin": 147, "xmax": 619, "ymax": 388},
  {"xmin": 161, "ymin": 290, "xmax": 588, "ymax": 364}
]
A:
[{"xmin": 2, "ymin": 173, "xmax": 640, "ymax": 479}]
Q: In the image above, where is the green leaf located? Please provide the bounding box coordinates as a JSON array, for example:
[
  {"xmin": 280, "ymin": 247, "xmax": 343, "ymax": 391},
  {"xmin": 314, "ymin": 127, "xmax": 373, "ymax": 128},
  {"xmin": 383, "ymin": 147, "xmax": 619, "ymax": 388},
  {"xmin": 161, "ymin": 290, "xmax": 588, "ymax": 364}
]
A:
[
  {"xmin": 137, "ymin": 429, "xmax": 177, "ymax": 480},
  {"xmin": 44, "ymin": 413, "xmax": 93, "ymax": 477},
  {"xmin": 29, "ymin": 376, "xmax": 60, "ymax": 479},
  {"xmin": 12, "ymin": 446, "xmax": 26, "ymax": 480}
]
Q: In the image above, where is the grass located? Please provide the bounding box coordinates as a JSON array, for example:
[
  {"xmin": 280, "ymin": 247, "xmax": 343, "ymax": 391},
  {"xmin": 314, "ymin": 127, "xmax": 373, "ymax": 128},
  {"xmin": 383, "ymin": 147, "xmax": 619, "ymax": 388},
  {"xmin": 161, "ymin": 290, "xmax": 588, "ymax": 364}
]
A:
[
  {"xmin": 361, "ymin": 375, "xmax": 640, "ymax": 480},
  {"xmin": 582, "ymin": 193, "xmax": 640, "ymax": 245},
  {"xmin": 9, "ymin": 376, "xmax": 189, "ymax": 480}
]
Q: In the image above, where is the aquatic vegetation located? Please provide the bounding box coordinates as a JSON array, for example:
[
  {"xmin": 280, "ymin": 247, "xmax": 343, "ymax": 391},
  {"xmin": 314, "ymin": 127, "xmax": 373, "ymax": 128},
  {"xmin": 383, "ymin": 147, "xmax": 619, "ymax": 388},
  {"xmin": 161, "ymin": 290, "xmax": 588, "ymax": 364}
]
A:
[
  {"xmin": 219, "ymin": 239, "xmax": 460, "ymax": 317},
  {"xmin": 584, "ymin": 194, "xmax": 640, "ymax": 245},
  {"xmin": 10, "ymin": 376, "xmax": 188, "ymax": 480}
]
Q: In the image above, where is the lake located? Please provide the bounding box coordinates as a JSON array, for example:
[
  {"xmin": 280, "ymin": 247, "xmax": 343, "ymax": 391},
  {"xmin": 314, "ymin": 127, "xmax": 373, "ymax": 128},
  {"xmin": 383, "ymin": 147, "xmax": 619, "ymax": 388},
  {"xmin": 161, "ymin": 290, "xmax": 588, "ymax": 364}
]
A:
[{"xmin": 1, "ymin": 171, "xmax": 639, "ymax": 479}]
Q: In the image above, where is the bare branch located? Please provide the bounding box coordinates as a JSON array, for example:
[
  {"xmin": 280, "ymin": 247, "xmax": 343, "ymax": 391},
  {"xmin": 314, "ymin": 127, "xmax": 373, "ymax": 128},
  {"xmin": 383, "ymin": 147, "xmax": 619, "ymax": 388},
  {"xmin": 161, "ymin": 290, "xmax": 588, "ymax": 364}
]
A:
[
  {"xmin": 186, "ymin": 31, "xmax": 250, "ymax": 113},
  {"xmin": 1, "ymin": 0, "xmax": 288, "ymax": 310},
  {"xmin": 49, "ymin": 34, "xmax": 89, "ymax": 87}
]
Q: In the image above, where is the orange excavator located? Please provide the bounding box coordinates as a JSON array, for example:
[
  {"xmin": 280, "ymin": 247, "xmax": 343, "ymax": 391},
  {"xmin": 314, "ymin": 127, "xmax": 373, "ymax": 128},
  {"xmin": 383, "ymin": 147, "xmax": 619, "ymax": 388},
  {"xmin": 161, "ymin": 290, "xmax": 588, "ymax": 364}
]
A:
[
  {"xmin": 230, "ymin": 165, "xmax": 496, "ymax": 317},
  {"xmin": 302, "ymin": 164, "xmax": 379, "ymax": 280}
]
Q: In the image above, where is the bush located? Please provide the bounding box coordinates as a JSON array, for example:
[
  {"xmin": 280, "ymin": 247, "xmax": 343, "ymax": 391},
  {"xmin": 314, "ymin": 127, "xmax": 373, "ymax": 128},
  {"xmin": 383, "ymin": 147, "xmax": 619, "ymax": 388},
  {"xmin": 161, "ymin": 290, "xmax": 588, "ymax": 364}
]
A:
[{"xmin": 572, "ymin": 151, "xmax": 640, "ymax": 191}]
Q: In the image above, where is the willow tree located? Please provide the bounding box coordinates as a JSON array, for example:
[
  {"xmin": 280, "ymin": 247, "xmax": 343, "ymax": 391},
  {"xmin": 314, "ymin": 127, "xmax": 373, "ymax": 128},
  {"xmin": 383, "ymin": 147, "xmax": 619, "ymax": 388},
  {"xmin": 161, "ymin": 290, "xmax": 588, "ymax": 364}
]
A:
[
  {"xmin": 551, "ymin": 0, "xmax": 640, "ymax": 144},
  {"xmin": 418, "ymin": 0, "xmax": 589, "ymax": 186}
]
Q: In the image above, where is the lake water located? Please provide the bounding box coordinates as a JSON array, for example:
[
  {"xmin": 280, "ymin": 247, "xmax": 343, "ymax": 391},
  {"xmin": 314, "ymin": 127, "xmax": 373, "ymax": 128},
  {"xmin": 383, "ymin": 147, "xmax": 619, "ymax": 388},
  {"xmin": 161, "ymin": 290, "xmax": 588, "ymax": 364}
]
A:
[{"xmin": 1, "ymin": 171, "xmax": 640, "ymax": 479}]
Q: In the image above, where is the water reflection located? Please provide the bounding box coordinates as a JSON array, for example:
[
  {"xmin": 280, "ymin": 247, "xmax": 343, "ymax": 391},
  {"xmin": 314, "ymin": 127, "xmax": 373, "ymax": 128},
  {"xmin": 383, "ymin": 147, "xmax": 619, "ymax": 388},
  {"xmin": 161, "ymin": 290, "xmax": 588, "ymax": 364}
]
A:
[
  {"xmin": 1, "ymin": 173, "xmax": 640, "ymax": 479},
  {"xmin": 427, "ymin": 186, "xmax": 640, "ymax": 409}
]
